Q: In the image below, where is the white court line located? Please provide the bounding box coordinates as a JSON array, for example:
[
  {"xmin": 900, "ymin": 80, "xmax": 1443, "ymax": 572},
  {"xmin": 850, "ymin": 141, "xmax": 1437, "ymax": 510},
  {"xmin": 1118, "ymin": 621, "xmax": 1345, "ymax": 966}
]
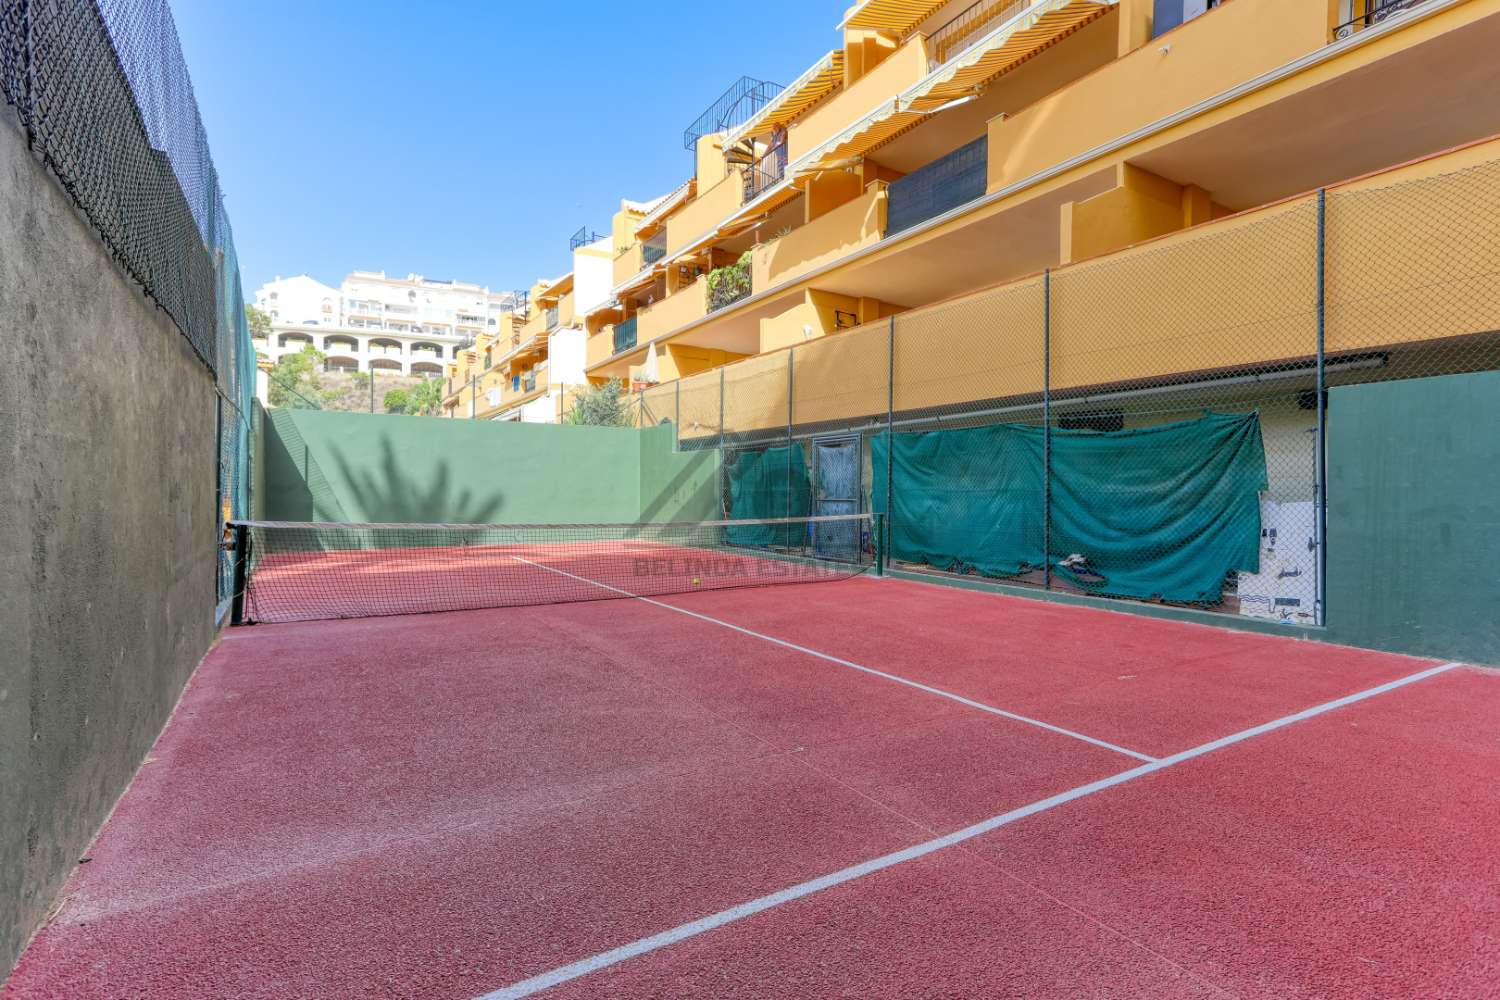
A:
[
  {"xmin": 475, "ymin": 659, "xmax": 1461, "ymax": 1000},
  {"xmin": 510, "ymin": 555, "xmax": 1157, "ymax": 763}
]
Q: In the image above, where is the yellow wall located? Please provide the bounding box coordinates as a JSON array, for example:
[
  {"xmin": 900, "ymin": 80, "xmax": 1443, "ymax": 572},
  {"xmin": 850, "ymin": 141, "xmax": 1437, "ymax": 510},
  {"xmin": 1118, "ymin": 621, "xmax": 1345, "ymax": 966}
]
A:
[
  {"xmin": 638, "ymin": 280, "xmax": 710, "ymax": 342},
  {"xmin": 988, "ymin": 0, "xmax": 1331, "ymax": 192},
  {"xmin": 613, "ymin": 240, "xmax": 645, "ymax": 288},
  {"xmin": 665, "ymin": 172, "xmax": 745, "ymax": 259},
  {"xmin": 789, "ymin": 33, "xmax": 928, "ymax": 163},
  {"xmin": 1060, "ymin": 163, "xmax": 1225, "ymax": 263},
  {"xmin": 695, "ymin": 133, "xmax": 727, "ymax": 186},
  {"xmin": 753, "ymin": 180, "xmax": 887, "ymax": 291}
]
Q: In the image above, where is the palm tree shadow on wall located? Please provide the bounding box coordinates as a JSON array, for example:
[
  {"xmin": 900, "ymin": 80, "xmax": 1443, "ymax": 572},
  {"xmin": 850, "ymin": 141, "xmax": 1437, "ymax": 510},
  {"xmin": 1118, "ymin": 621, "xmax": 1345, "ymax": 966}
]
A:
[{"xmin": 329, "ymin": 435, "xmax": 505, "ymax": 523}]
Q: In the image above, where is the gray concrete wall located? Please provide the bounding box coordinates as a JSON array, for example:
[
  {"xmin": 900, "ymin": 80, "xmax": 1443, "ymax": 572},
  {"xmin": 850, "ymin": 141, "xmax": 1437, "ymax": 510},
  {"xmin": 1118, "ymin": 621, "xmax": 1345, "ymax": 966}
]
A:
[{"xmin": 0, "ymin": 114, "xmax": 220, "ymax": 975}]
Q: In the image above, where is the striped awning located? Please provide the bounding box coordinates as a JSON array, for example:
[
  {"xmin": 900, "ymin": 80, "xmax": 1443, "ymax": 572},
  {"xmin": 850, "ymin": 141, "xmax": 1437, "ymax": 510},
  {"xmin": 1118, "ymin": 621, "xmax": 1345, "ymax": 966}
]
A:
[
  {"xmin": 839, "ymin": 0, "xmax": 948, "ymax": 34},
  {"xmin": 908, "ymin": 0, "xmax": 1115, "ymax": 111},
  {"xmin": 793, "ymin": 98, "xmax": 926, "ymax": 177},
  {"xmin": 725, "ymin": 50, "xmax": 845, "ymax": 144},
  {"xmin": 634, "ymin": 179, "xmax": 695, "ymax": 240},
  {"xmin": 799, "ymin": 0, "xmax": 1114, "ymax": 175}
]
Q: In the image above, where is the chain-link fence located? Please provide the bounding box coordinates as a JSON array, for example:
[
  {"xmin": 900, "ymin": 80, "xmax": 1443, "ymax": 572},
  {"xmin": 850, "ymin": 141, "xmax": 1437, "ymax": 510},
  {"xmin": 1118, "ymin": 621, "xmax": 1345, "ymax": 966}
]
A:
[
  {"xmin": 637, "ymin": 149, "xmax": 1500, "ymax": 626},
  {"xmin": 2, "ymin": 0, "xmax": 256, "ymax": 620}
]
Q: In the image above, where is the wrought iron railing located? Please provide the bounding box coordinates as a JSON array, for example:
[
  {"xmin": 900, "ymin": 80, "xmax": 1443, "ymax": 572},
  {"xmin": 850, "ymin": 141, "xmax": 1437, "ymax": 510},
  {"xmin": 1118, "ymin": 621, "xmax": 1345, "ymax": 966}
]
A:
[
  {"xmin": 569, "ymin": 226, "xmax": 604, "ymax": 251},
  {"xmin": 642, "ymin": 230, "xmax": 668, "ymax": 266},
  {"xmin": 1333, "ymin": 0, "xmax": 1425, "ymax": 38},
  {"xmin": 613, "ymin": 315, "xmax": 639, "ymax": 355},
  {"xmin": 743, "ymin": 139, "xmax": 788, "ymax": 201},
  {"xmin": 928, "ymin": 0, "xmax": 1028, "ymax": 70},
  {"xmin": 523, "ymin": 371, "xmax": 537, "ymax": 393},
  {"xmin": 683, "ymin": 76, "xmax": 784, "ymax": 152},
  {"xmin": 545, "ymin": 306, "xmax": 559, "ymax": 330}
]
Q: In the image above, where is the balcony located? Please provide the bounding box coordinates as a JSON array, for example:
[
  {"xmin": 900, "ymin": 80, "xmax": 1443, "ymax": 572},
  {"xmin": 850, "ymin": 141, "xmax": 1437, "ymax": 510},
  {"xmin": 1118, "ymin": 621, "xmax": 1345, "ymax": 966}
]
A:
[
  {"xmin": 613, "ymin": 315, "xmax": 639, "ymax": 355},
  {"xmin": 1334, "ymin": 0, "xmax": 1428, "ymax": 38},
  {"xmin": 664, "ymin": 173, "xmax": 749, "ymax": 259},
  {"xmin": 743, "ymin": 139, "xmax": 788, "ymax": 202},
  {"xmin": 787, "ymin": 34, "xmax": 929, "ymax": 163},
  {"xmin": 545, "ymin": 306, "xmax": 559, "ymax": 331},
  {"xmin": 752, "ymin": 181, "xmax": 888, "ymax": 291},
  {"xmin": 641, "ymin": 280, "xmax": 713, "ymax": 341},
  {"xmin": 927, "ymin": 0, "xmax": 1030, "ymax": 70},
  {"xmin": 613, "ymin": 241, "xmax": 646, "ymax": 288},
  {"xmin": 887, "ymin": 136, "xmax": 988, "ymax": 235},
  {"xmin": 642, "ymin": 229, "xmax": 668, "ymax": 266}
]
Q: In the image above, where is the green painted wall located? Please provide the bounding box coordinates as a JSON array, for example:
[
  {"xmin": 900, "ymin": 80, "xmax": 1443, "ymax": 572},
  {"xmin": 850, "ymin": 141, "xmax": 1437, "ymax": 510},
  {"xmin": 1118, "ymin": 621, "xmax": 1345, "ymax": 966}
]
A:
[
  {"xmin": 261, "ymin": 410, "xmax": 719, "ymax": 525},
  {"xmin": 1324, "ymin": 371, "xmax": 1500, "ymax": 665}
]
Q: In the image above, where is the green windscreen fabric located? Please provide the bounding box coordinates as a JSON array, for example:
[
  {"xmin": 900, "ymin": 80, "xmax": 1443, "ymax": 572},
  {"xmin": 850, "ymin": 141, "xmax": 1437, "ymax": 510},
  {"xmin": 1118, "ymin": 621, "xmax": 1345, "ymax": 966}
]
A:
[
  {"xmin": 873, "ymin": 411, "xmax": 1267, "ymax": 603},
  {"xmin": 726, "ymin": 444, "xmax": 811, "ymax": 545}
]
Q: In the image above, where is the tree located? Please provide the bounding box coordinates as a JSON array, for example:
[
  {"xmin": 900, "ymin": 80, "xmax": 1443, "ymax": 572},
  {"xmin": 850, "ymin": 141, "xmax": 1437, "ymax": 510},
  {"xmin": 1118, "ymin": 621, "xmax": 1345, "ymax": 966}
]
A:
[
  {"xmin": 245, "ymin": 304, "xmax": 272, "ymax": 341},
  {"xmin": 382, "ymin": 387, "xmax": 413, "ymax": 414},
  {"xmin": 566, "ymin": 378, "xmax": 633, "ymax": 427},
  {"xmin": 410, "ymin": 377, "xmax": 446, "ymax": 416},
  {"xmin": 268, "ymin": 344, "xmax": 325, "ymax": 409}
]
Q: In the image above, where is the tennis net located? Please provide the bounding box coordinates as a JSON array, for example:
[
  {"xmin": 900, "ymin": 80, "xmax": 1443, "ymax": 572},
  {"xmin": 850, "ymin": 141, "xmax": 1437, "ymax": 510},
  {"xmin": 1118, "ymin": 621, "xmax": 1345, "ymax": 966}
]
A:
[{"xmin": 228, "ymin": 514, "xmax": 878, "ymax": 624}]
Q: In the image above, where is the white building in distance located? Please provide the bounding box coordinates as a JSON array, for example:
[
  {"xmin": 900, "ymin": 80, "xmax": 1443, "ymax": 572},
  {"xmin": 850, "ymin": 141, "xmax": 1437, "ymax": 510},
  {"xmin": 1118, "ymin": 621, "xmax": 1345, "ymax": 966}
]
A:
[{"xmin": 252, "ymin": 271, "xmax": 519, "ymax": 376}]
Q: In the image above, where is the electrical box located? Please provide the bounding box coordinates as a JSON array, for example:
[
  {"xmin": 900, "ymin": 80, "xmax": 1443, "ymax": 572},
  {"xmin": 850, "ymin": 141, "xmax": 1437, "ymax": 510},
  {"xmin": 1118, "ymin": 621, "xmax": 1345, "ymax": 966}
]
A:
[{"xmin": 1237, "ymin": 499, "xmax": 1319, "ymax": 625}]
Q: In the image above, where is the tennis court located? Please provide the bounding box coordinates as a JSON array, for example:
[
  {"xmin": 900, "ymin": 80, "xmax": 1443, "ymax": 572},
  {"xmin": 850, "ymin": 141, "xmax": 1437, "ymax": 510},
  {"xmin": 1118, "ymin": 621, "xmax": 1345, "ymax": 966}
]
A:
[{"xmin": 6, "ymin": 517, "xmax": 1496, "ymax": 999}]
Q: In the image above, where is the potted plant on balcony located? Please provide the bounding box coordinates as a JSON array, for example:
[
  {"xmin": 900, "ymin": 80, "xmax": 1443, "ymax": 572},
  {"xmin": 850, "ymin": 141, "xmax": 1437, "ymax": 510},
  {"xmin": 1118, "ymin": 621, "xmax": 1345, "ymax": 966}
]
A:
[{"xmin": 707, "ymin": 251, "xmax": 753, "ymax": 312}]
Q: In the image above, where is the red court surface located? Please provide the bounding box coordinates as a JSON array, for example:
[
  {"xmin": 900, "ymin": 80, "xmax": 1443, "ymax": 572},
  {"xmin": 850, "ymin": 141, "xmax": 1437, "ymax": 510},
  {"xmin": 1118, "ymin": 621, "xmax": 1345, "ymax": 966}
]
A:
[{"xmin": 6, "ymin": 574, "xmax": 1498, "ymax": 999}]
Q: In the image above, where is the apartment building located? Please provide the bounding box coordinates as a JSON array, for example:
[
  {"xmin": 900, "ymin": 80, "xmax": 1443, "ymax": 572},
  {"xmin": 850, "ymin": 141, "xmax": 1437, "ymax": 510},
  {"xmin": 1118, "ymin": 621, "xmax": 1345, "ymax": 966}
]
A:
[
  {"xmin": 586, "ymin": 0, "xmax": 1499, "ymax": 390},
  {"xmin": 574, "ymin": 0, "xmax": 1500, "ymax": 624},
  {"xmin": 440, "ymin": 230, "xmax": 613, "ymax": 422}
]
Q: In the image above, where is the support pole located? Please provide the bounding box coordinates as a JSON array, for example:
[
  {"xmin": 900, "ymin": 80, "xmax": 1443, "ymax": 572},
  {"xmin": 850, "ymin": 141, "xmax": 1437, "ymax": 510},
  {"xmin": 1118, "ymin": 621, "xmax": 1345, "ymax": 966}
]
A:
[
  {"xmin": 718, "ymin": 366, "xmax": 726, "ymax": 518},
  {"xmin": 229, "ymin": 523, "xmax": 250, "ymax": 625},
  {"xmin": 786, "ymin": 347, "xmax": 795, "ymax": 530},
  {"xmin": 370, "ymin": 366, "xmax": 375, "ymax": 413},
  {"xmin": 674, "ymin": 379, "xmax": 681, "ymax": 452},
  {"xmin": 885, "ymin": 316, "xmax": 895, "ymax": 568},
  {"xmin": 1043, "ymin": 269, "xmax": 1052, "ymax": 592},
  {"xmin": 1315, "ymin": 189, "xmax": 1328, "ymax": 626}
]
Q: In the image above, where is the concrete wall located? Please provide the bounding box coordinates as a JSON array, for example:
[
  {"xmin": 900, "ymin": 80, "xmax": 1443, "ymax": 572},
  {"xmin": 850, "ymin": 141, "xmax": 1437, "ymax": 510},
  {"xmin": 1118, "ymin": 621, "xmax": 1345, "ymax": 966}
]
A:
[
  {"xmin": 261, "ymin": 410, "xmax": 719, "ymax": 525},
  {"xmin": 0, "ymin": 116, "xmax": 219, "ymax": 974},
  {"xmin": 1325, "ymin": 371, "xmax": 1500, "ymax": 665}
]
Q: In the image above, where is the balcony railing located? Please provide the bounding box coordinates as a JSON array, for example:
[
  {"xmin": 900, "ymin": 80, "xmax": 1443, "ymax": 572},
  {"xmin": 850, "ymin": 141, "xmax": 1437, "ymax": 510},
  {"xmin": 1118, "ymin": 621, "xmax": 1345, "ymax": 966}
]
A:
[
  {"xmin": 523, "ymin": 371, "xmax": 537, "ymax": 393},
  {"xmin": 928, "ymin": 0, "xmax": 1028, "ymax": 70},
  {"xmin": 642, "ymin": 230, "xmax": 668, "ymax": 267},
  {"xmin": 545, "ymin": 306, "xmax": 559, "ymax": 330},
  {"xmin": 743, "ymin": 139, "xmax": 788, "ymax": 202},
  {"xmin": 613, "ymin": 315, "xmax": 639, "ymax": 355},
  {"xmin": 886, "ymin": 135, "xmax": 989, "ymax": 236},
  {"xmin": 1333, "ymin": 0, "xmax": 1425, "ymax": 38}
]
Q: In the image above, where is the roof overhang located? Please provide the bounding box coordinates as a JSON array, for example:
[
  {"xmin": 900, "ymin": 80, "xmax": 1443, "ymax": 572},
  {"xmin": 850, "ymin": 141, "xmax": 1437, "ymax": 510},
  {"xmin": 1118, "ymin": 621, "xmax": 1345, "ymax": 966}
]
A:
[{"xmin": 634, "ymin": 179, "xmax": 696, "ymax": 239}]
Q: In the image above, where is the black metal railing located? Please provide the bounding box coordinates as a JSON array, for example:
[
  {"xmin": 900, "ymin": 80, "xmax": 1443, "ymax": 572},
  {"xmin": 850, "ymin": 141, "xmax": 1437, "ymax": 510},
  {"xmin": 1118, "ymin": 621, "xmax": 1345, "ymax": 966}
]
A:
[
  {"xmin": 743, "ymin": 139, "xmax": 788, "ymax": 202},
  {"xmin": 569, "ymin": 226, "xmax": 604, "ymax": 251},
  {"xmin": 1333, "ymin": 0, "xmax": 1425, "ymax": 38},
  {"xmin": 613, "ymin": 316, "xmax": 639, "ymax": 355},
  {"xmin": 642, "ymin": 230, "xmax": 668, "ymax": 266},
  {"xmin": 545, "ymin": 306, "xmax": 559, "ymax": 330},
  {"xmin": 928, "ymin": 0, "xmax": 1028, "ymax": 70},
  {"xmin": 886, "ymin": 136, "xmax": 989, "ymax": 236},
  {"xmin": 683, "ymin": 76, "xmax": 783, "ymax": 152}
]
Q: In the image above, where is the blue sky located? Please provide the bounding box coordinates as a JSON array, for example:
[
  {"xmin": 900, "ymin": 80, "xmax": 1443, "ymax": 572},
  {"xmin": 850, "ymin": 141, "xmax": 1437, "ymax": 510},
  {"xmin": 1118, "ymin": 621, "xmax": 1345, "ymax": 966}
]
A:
[{"xmin": 172, "ymin": 0, "xmax": 836, "ymax": 297}]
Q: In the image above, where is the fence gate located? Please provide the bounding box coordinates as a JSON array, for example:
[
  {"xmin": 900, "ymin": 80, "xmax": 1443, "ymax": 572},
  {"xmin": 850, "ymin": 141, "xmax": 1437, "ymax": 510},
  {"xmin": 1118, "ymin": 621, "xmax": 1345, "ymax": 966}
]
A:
[{"xmin": 812, "ymin": 435, "xmax": 861, "ymax": 562}]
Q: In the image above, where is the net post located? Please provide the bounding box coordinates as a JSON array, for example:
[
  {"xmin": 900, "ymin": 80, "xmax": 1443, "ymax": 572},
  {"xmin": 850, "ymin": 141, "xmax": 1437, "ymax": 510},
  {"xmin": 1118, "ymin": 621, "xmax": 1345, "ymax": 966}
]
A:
[
  {"xmin": 229, "ymin": 522, "xmax": 250, "ymax": 625},
  {"xmin": 1042, "ymin": 268, "xmax": 1052, "ymax": 592},
  {"xmin": 1315, "ymin": 188, "xmax": 1327, "ymax": 626}
]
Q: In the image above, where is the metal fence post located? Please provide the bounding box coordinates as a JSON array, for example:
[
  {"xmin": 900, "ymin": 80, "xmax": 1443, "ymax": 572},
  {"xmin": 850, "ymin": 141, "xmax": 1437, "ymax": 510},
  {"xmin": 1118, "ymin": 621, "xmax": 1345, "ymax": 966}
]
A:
[
  {"xmin": 786, "ymin": 346, "xmax": 795, "ymax": 527},
  {"xmin": 674, "ymin": 379, "xmax": 681, "ymax": 451},
  {"xmin": 718, "ymin": 365, "xmax": 726, "ymax": 517},
  {"xmin": 1315, "ymin": 188, "xmax": 1328, "ymax": 626},
  {"xmin": 369, "ymin": 367, "xmax": 375, "ymax": 413},
  {"xmin": 1043, "ymin": 268, "xmax": 1052, "ymax": 592},
  {"xmin": 469, "ymin": 374, "xmax": 476, "ymax": 419},
  {"xmin": 885, "ymin": 316, "xmax": 895, "ymax": 567}
]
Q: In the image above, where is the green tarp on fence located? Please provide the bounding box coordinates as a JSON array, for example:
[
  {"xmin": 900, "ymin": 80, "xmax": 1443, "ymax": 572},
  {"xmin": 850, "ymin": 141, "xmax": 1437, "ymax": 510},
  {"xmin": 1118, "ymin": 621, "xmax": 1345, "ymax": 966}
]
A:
[
  {"xmin": 727, "ymin": 444, "xmax": 811, "ymax": 546},
  {"xmin": 873, "ymin": 411, "xmax": 1267, "ymax": 603}
]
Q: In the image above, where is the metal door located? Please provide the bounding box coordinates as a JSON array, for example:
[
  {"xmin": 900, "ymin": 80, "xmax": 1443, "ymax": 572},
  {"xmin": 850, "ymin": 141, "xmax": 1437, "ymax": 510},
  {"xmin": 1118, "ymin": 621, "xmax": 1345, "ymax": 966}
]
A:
[{"xmin": 812, "ymin": 435, "xmax": 860, "ymax": 562}]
